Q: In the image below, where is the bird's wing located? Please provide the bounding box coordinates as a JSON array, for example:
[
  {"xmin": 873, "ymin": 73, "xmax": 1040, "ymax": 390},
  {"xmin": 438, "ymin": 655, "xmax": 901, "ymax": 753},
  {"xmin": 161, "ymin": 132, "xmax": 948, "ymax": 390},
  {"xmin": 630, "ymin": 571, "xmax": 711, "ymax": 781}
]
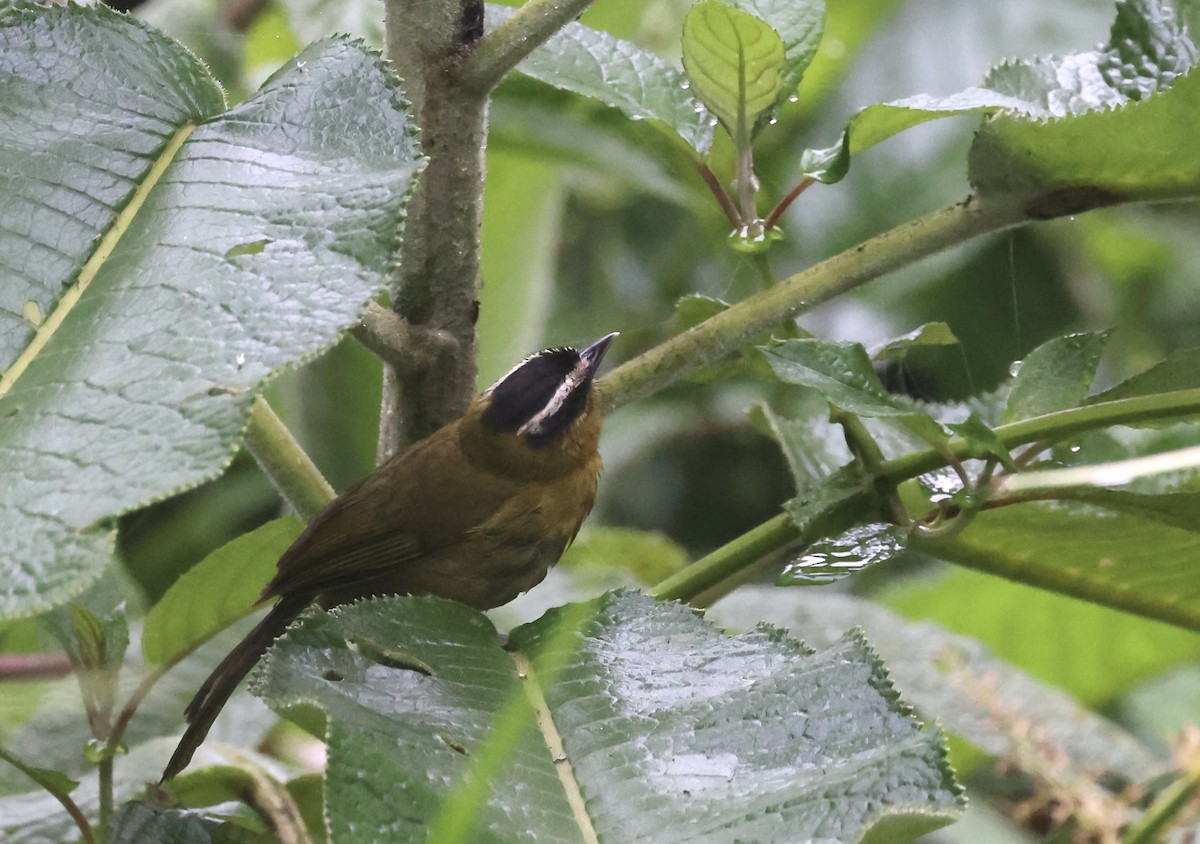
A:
[{"xmin": 261, "ymin": 427, "xmax": 517, "ymax": 601}]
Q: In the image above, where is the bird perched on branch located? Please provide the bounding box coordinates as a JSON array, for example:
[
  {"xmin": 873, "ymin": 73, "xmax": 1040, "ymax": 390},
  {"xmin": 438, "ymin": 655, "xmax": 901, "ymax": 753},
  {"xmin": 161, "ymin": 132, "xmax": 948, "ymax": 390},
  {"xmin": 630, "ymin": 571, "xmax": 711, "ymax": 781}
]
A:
[{"xmin": 162, "ymin": 333, "xmax": 617, "ymax": 781}]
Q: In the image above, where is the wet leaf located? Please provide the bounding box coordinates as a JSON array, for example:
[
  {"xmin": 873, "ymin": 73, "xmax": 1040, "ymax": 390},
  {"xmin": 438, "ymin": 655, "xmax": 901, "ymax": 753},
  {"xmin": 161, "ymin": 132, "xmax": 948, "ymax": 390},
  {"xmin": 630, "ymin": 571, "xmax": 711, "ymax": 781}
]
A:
[
  {"xmin": 0, "ymin": 4, "xmax": 422, "ymax": 620},
  {"xmin": 257, "ymin": 592, "xmax": 963, "ymax": 843}
]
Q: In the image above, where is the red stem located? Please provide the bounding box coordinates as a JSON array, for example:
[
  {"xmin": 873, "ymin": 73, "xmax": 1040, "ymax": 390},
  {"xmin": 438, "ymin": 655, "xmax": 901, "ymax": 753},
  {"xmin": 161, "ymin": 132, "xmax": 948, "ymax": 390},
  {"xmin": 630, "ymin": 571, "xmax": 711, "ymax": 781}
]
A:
[
  {"xmin": 764, "ymin": 177, "xmax": 816, "ymax": 231},
  {"xmin": 696, "ymin": 162, "xmax": 742, "ymax": 228}
]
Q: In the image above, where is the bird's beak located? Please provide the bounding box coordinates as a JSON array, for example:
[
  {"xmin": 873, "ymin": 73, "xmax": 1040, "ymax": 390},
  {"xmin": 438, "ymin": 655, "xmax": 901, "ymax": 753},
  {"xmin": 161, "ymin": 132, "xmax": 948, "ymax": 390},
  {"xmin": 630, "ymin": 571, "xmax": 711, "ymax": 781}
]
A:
[{"xmin": 580, "ymin": 332, "xmax": 619, "ymax": 377}]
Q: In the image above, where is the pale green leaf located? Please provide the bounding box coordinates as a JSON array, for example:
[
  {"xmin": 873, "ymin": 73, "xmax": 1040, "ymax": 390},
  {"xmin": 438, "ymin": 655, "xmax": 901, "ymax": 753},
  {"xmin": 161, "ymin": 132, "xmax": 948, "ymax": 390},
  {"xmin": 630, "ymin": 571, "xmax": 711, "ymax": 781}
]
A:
[
  {"xmin": 142, "ymin": 517, "xmax": 304, "ymax": 668},
  {"xmin": 911, "ymin": 501, "xmax": 1200, "ymax": 630},
  {"xmin": 682, "ymin": 0, "xmax": 786, "ymax": 140},
  {"xmin": 0, "ymin": 4, "xmax": 423, "ymax": 620}
]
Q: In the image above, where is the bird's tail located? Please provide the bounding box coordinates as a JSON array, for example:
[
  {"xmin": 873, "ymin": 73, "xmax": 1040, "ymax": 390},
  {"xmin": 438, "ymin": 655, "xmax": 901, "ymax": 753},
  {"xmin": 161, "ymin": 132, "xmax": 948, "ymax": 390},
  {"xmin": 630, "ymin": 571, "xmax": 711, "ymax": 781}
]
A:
[{"xmin": 161, "ymin": 595, "xmax": 309, "ymax": 782}]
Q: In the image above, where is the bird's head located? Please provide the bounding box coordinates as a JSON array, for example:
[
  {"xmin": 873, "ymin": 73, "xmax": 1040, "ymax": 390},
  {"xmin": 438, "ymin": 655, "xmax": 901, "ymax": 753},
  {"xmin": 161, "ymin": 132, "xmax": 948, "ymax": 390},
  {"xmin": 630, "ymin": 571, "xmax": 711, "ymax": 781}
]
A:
[{"xmin": 462, "ymin": 333, "xmax": 617, "ymax": 479}]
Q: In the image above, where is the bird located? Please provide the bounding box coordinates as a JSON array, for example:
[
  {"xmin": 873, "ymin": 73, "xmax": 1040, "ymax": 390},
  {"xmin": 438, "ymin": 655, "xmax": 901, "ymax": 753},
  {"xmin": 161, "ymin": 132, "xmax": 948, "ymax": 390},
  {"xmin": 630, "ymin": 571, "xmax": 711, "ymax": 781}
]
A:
[{"xmin": 161, "ymin": 333, "xmax": 617, "ymax": 781}]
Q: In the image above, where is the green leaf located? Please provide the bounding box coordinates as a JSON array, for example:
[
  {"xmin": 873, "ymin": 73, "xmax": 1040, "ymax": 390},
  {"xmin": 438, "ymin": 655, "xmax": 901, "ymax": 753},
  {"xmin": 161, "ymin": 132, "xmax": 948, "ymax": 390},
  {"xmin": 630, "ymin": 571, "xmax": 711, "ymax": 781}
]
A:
[
  {"xmin": 801, "ymin": 0, "xmax": 1200, "ymax": 186},
  {"xmin": 783, "ymin": 464, "xmax": 870, "ymax": 536},
  {"xmin": 752, "ymin": 401, "xmax": 854, "ymax": 490},
  {"xmin": 728, "ymin": 0, "xmax": 824, "ymax": 108},
  {"xmin": 1003, "ymin": 332, "xmax": 1108, "ymax": 423},
  {"xmin": 257, "ymin": 592, "xmax": 963, "ymax": 843},
  {"xmin": 945, "ymin": 413, "xmax": 1016, "ymax": 470},
  {"xmin": 489, "ymin": 4, "xmax": 716, "ymax": 154},
  {"xmin": 883, "ymin": 566, "xmax": 1200, "ymax": 706},
  {"xmin": 0, "ymin": 4, "xmax": 423, "ymax": 620},
  {"xmin": 142, "ymin": 517, "xmax": 304, "ymax": 668},
  {"xmin": 1089, "ymin": 347, "xmax": 1200, "ymax": 403},
  {"xmin": 779, "ymin": 521, "xmax": 905, "ymax": 585},
  {"xmin": 970, "ymin": 0, "xmax": 1200, "ymax": 209},
  {"xmin": 682, "ymin": 0, "xmax": 786, "ymax": 142},
  {"xmin": 871, "ymin": 323, "xmax": 960, "ymax": 363},
  {"xmin": 1, "ymin": 739, "xmax": 184, "ymax": 842},
  {"xmin": 109, "ymin": 801, "xmax": 261, "ymax": 844},
  {"xmin": 558, "ymin": 526, "xmax": 689, "ymax": 585},
  {"xmin": 762, "ymin": 339, "xmax": 948, "ymax": 445},
  {"xmin": 710, "ymin": 588, "xmax": 1164, "ymax": 782},
  {"xmin": 911, "ymin": 501, "xmax": 1200, "ymax": 630}
]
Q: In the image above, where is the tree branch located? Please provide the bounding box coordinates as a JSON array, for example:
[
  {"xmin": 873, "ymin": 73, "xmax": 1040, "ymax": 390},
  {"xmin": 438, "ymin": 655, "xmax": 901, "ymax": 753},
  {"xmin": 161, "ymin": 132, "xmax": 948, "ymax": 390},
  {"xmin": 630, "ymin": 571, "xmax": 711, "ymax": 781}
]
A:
[
  {"xmin": 462, "ymin": 0, "xmax": 600, "ymax": 93},
  {"xmin": 381, "ymin": 0, "xmax": 493, "ymax": 458},
  {"xmin": 599, "ymin": 193, "xmax": 1028, "ymax": 411}
]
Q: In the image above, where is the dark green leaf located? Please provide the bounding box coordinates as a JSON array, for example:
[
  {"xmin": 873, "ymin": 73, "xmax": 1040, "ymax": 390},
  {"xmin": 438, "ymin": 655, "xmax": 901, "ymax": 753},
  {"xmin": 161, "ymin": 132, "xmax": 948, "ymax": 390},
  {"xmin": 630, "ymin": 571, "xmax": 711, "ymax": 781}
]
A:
[
  {"xmin": 257, "ymin": 592, "xmax": 963, "ymax": 843},
  {"xmin": 762, "ymin": 339, "xmax": 948, "ymax": 445},
  {"xmin": 109, "ymin": 800, "xmax": 266, "ymax": 844},
  {"xmin": 1003, "ymin": 332, "xmax": 1107, "ymax": 422},
  {"xmin": 0, "ymin": 4, "xmax": 423, "ymax": 620},
  {"xmin": 945, "ymin": 412, "xmax": 1016, "ymax": 469},
  {"xmin": 783, "ymin": 464, "xmax": 870, "ymax": 536},
  {"xmin": 143, "ymin": 517, "xmax": 304, "ymax": 668}
]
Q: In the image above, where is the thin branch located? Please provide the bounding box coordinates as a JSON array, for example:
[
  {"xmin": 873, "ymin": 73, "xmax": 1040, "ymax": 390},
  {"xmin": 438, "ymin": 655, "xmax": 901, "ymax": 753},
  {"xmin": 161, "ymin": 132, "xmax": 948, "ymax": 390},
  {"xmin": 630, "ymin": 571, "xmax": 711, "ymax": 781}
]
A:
[
  {"xmin": 599, "ymin": 193, "xmax": 1028, "ymax": 412},
  {"xmin": 462, "ymin": 0, "xmax": 601, "ymax": 93},
  {"xmin": 243, "ymin": 397, "xmax": 336, "ymax": 520},
  {"xmin": 352, "ymin": 301, "xmax": 458, "ymax": 374},
  {"xmin": 0, "ymin": 651, "xmax": 72, "ymax": 680},
  {"xmin": 763, "ymin": 177, "xmax": 815, "ymax": 231},
  {"xmin": 696, "ymin": 162, "xmax": 742, "ymax": 227},
  {"xmin": 653, "ymin": 386, "xmax": 1200, "ymax": 610},
  {"xmin": 0, "ymin": 747, "xmax": 96, "ymax": 844}
]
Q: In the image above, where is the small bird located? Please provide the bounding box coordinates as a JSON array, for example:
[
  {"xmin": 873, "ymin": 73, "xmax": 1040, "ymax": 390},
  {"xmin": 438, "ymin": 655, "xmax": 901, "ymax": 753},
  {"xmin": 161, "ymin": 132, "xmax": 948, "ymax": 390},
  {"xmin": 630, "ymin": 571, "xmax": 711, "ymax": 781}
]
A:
[{"xmin": 162, "ymin": 333, "xmax": 617, "ymax": 781}]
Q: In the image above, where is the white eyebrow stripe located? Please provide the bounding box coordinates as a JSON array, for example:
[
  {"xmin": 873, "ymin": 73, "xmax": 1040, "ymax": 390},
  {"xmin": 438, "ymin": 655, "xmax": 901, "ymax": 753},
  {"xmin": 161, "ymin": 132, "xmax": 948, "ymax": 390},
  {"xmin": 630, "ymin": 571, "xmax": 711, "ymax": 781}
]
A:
[{"xmin": 518, "ymin": 358, "xmax": 589, "ymax": 436}]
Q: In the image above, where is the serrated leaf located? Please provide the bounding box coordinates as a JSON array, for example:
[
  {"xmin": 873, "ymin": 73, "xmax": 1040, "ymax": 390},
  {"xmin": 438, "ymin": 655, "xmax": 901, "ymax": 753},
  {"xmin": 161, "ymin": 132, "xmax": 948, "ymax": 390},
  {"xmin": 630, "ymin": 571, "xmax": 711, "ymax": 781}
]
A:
[
  {"xmin": 801, "ymin": 0, "xmax": 1200, "ymax": 187},
  {"xmin": 256, "ymin": 592, "xmax": 963, "ymax": 843},
  {"xmin": 489, "ymin": 4, "xmax": 716, "ymax": 154},
  {"xmin": 142, "ymin": 517, "xmax": 304, "ymax": 668},
  {"xmin": 682, "ymin": 0, "xmax": 786, "ymax": 143},
  {"xmin": 1003, "ymin": 332, "xmax": 1108, "ymax": 422},
  {"xmin": 710, "ymin": 587, "xmax": 1164, "ymax": 782},
  {"xmin": 762, "ymin": 339, "xmax": 949, "ymax": 445},
  {"xmin": 783, "ymin": 464, "xmax": 870, "ymax": 536},
  {"xmin": 109, "ymin": 801, "xmax": 248, "ymax": 844},
  {"xmin": 728, "ymin": 0, "xmax": 824, "ymax": 107},
  {"xmin": 912, "ymin": 501, "xmax": 1200, "ymax": 630},
  {"xmin": 752, "ymin": 401, "xmax": 854, "ymax": 490},
  {"xmin": 0, "ymin": 4, "xmax": 423, "ymax": 620}
]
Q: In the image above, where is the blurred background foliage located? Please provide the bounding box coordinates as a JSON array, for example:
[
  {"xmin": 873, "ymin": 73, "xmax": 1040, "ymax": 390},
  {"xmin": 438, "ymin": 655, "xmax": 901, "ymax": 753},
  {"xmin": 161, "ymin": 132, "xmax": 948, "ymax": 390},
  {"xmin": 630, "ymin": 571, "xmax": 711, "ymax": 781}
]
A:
[{"xmin": 54, "ymin": 0, "xmax": 1200, "ymax": 838}]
